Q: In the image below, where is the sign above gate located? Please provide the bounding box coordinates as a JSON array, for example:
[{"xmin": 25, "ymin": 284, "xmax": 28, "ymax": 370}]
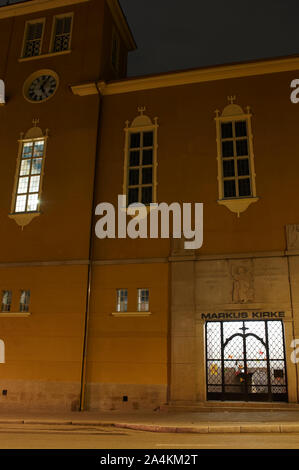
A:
[{"xmin": 201, "ymin": 311, "xmax": 286, "ymax": 321}]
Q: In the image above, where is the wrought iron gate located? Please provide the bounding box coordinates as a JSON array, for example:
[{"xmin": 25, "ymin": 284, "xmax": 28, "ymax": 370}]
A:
[{"xmin": 206, "ymin": 320, "xmax": 288, "ymax": 402}]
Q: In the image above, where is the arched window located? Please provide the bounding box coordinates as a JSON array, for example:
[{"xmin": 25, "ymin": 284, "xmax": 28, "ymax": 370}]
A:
[
  {"xmin": 9, "ymin": 122, "xmax": 48, "ymax": 228},
  {"xmin": 0, "ymin": 79, "xmax": 5, "ymax": 105},
  {"xmin": 123, "ymin": 107, "xmax": 158, "ymax": 206},
  {"xmin": 215, "ymin": 97, "xmax": 259, "ymax": 216}
]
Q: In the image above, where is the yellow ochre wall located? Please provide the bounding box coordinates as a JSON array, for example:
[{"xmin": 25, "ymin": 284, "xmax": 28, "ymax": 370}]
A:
[{"xmin": 0, "ymin": 0, "xmax": 131, "ymax": 410}]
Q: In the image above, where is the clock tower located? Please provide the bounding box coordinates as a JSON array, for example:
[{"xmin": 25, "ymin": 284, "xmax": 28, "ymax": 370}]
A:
[{"xmin": 0, "ymin": 0, "xmax": 136, "ymax": 411}]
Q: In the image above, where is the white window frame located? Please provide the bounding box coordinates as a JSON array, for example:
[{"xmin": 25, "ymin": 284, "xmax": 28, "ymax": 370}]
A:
[
  {"xmin": 123, "ymin": 107, "xmax": 158, "ymax": 207},
  {"xmin": 9, "ymin": 125, "xmax": 48, "ymax": 228},
  {"xmin": 20, "ymin": 290, "xmax": 30, "ymax": 313},
  {"xmin": 215, "ymin": 97, "xmax": 259, "ymax": 216},
  {"xmin": 116, "ymin": 289, "xmax": 128, "ymax": 313},
  {"xmin": 1, "ymin": 290, "xmax": 12, "ymax": 313},
  {"xmin": 137, "ymin": 288, "xmax": 149, "ymax": 312}
]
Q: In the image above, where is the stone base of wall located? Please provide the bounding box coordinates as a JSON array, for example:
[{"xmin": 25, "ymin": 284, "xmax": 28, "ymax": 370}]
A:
[
  {"xmin": 85, "ymin": 383, "xmax": 168, "ymax": 411},
  {"xmin": 0, "ymin": 380, "xmax": 81, "ymax": 411}
]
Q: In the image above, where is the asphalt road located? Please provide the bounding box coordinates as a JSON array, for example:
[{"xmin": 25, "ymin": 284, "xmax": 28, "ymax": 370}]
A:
[{"xmin": 0, "ymin": 424, "xmax": 298, "ymax": 449}]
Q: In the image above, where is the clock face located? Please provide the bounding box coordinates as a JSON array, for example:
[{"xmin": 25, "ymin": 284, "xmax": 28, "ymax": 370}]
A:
[{"xmin": 25, "ymin": 73, "xmax": 58, "ymax": 103}]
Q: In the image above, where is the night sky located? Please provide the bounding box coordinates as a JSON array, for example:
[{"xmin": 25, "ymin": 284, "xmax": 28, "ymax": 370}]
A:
[{"xmin": 2, "ymin": 0, "xmax": 299, "ymax": 77}]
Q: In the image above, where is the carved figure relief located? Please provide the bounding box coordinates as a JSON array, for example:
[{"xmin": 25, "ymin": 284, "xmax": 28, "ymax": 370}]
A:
[{"xmin": 231, "ymin": 265, "xmax": 254, "ymax": 303}]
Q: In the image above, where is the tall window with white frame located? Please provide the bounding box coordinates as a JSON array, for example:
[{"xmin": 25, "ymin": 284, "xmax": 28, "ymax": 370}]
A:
[
  {"xmin": 137, "ymin": 289, "xmax": 149, "ymax": 312},
  {"xmin": 1, "ymin": 291, "xmax": 12, "ymax": 313},
  {"xmin": 124, "ymin": 108, "xmax": 158, "ymax": 207},
  {"xmin": 215, "ymin": 97, "xmax": 258, "ymax": 215},
  {"xmin": 52, "ymin": 15, "xmax": 73, "ymax": 53},
  {"xmin": 23, "ymin": 20, "xmax": 44, "ymax": 58},
  {"xmin": 14, "ymin": 138, "xmax": 45, "ymax": 213},
  {"xmin": 116, "ymin": 289, "xmax": 128, "ymax": 313}
]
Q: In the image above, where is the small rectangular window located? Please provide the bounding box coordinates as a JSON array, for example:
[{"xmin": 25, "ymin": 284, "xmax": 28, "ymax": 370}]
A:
[
  {"xmin": 20, "ymin": 290, "xmax": 30, "ymax": 313},
  {"xmin": 116, "ymin": 289, "xmax": 128, "ymax": 312},
  {"xmin": 52, "ymin": 15, "xmax": 73, "ymax": 53},
  {"xmin": 137, "ymin": 288, "xmax": 149, "ymax": 312},
  {"xmin": 1, "ymin": 291, "xmax": 12, "ymax": 313},
  {"xmin": 23, "ymin": 20, "xmax": 44, "ymax": 58}
]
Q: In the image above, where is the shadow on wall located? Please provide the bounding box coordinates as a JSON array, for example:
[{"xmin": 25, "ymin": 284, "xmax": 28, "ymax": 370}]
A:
[{"xmin": 0, "ymin": 340, "xmax": 5, "ymax": 363}]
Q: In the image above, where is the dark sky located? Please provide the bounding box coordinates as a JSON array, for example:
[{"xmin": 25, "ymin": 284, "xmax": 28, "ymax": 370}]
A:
[
  {"xmin": 2, "ymin": 1, "xmax": 299, "ymax": 77},
  {"xmin": 120, "ymin": 0, "xmax": 299, "ymax": 77}
]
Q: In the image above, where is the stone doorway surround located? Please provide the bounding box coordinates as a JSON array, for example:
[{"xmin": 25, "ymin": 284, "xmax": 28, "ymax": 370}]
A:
[{"xmin": 169, "ymin": 229, "xmax": 299, "ymax": 406}]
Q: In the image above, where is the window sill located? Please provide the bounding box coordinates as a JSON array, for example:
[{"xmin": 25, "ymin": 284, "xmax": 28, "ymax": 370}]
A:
[
  {"xmin": 111, "ymin": 311, "xmax": 152, "ymax": 317},
  {"xmin": 217, "ymin": 197, "xmax": 259, "ymax": 217},
  {"xmin": 0, "ymin": 312, "xmax": 31, "ymax": 318},
  {"xmin": 9, "ymin": 212, "xmax": 40, "ymax": 228},
  {"xmin": 18, "ymin": 50, "xmax": 71, "ymax": 62}
]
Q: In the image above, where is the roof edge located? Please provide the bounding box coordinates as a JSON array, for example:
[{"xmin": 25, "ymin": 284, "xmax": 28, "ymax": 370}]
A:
[{"xmin": 106, "ymin": 0, "xmax": 136, "ymax": 51}]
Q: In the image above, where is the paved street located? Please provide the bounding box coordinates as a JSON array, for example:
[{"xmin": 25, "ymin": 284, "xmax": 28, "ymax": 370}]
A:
[{"xmin": 0, "ymin": 424, "xmax": 298, "ymax": 449}]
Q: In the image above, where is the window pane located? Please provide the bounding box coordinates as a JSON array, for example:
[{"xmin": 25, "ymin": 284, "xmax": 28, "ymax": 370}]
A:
[
  {"xmin": 130, "ymin": 133, "xmax": 140, "ymax": 149},
  {"xmin": 222, "ymin": 141, "xmax": 234, "ymax": 158},
  {"xmin": 128, "ymin": 188, "xmax": 139, "ymax": 205},
  {"xmin": 223, "ymin": 160, "xmax": 235, "ymax": 177},
  {"xmin": 142, "ymin": 167, "xmax": 152, "ymax": 184},
  {"xmin": 142, "ymin": 149, "xmax": 153, "ymax": 165},
  {"xmin": 239, "ymin": 178, "xmax": 251, "ymax": 197},
  {"xmin": 224, "ymin": 180, "xmax": 236, "ymax": 198},
  {"xmin": 33, "ymin": 141, "xmax": 44, "ymax": 157},
  {"xmin": 27, "ymin": 194, "xmax": 39, "ymax": 212},
  {"xmin": 138, "ymin": 288, "xmax": 149, "ymax": 312},
  {"xmin": 31, "ymin": 158, "xmax": 42, "ymax": 175},
  {"xmin": 143, "ymin": 131, "xmax": 153, "ymax": 147},
  {"xmin": 15, "ymin": 195, "xmax": 26, "ymax": 212},
  {"xmin": 221, "ymin": 122, "xmax": 233, "ymax": 139},
  {"xmin": 20, "ymin": 290, "xmax": 30, "ymax": 313},
  {"xmin": 236, "ymin": 139, "xmax": 248, "ymax": 156},
  {"xmin": 20, "ymin": 160, "xmax": 31, "ymax": 176},
  {"xmin": 117, "ymin": 289, "xmax": 128, "ymax": 312},
  {"xmin": 129, "ymin": 169, "xmax": 139, "ymax": 186},
  {"xmin": 235, "ymin": 121, "xmax": 247, "ymax": 137},
  {"xmin": 17, "ymin": 177, "xmax": 29, "ymax": 194},
  {"xmin": 29, "ymin": 175, "xmax": 40, "ymax": 193},
  {"xmin": 237, "ymin": 158, "xmax": 250, "ymax": 176},
  {"xmin": 2, "ymin": 290, "xmax": 12, "ymax": 312},
  {"xmin": 129, "ymin": 151, "xmax": 140, "ymax": 166},
  {"xmin": 22, "ymin": 143, "xmax": 33, "ymax": 158},
  {"xmin": 141, "ymin": 186, "xmax": 152, "ymax": 205}
]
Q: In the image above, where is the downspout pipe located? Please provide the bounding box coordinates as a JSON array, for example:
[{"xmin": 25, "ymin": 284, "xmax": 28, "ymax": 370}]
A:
[{"xmin": 79, "ymin": 82, "xmax": 104, "ymax": 411}]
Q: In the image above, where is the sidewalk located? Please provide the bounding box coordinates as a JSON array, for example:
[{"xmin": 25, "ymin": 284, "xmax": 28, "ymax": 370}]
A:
[{"xmin": 1, "ymin": 409, "xmax": 299, "ymax": 434}]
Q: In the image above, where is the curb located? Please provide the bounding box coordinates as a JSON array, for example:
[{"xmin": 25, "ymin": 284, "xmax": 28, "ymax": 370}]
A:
[
  {"xmin": 0, "ymin": 419, "xmax": 299, "ymax": 434},
  {"xmin": 113, "ymin": 422, "xmax": 299, "ymax": 434}
]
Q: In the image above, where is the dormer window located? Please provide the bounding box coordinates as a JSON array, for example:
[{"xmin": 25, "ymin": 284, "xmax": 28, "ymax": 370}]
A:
[{"xmin": 215, "ymin": 97, "xmax": 259, "ymax": 216}]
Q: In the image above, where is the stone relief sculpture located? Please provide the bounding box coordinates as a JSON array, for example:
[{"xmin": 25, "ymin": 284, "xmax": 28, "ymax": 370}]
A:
[
  {"xmin": 231, "ymin": 265, "xmax": 254, "ymax": 303},
  {"xmin": 286, "ymin": 224, "xmax": 299, "ymax": 250}
]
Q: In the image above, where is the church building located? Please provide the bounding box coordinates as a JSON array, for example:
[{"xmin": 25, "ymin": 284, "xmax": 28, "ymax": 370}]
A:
[{"xmin": 0, "ymin": 0, "xmax": 299, "ymax": 412}]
